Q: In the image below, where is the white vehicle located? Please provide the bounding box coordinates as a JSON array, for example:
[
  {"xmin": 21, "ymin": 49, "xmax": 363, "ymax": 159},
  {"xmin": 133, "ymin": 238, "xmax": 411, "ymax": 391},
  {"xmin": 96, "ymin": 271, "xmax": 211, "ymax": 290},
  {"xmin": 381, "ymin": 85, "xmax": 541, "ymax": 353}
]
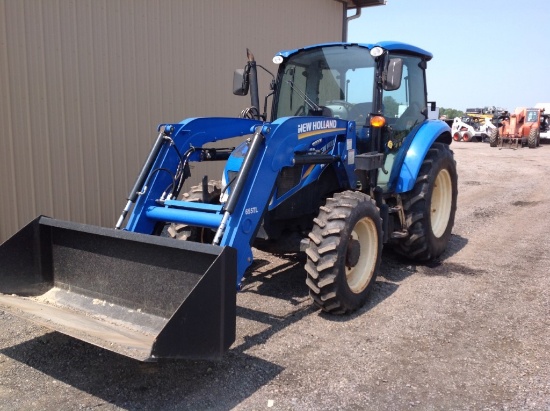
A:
[
  {"xmin": 535, "ymin": 103, "xmax": 550, "ymax": 141},
  {"xmin": 451, "ymin": 115, "xmax": 496, "ymax": 142}
]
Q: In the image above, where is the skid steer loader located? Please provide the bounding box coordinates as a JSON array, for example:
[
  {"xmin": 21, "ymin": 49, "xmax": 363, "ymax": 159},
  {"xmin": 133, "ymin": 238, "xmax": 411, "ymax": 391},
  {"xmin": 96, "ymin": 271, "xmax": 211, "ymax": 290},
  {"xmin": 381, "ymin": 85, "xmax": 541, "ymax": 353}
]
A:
[
  {"xmin": 0, "ymin": 41, "xmax": 457, "ymax": 362},
  {"xmin": 451, "ymin": 115, "xmax": 495, "ymax": 142}
]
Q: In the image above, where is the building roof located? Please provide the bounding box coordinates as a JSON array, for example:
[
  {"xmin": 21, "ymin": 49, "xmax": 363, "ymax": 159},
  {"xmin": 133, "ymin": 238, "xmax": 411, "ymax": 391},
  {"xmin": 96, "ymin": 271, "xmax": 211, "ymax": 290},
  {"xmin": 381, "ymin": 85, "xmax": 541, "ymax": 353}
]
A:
[{"xmin": 341, "ymin": 0, "xmax": 386, "ymax": 8}]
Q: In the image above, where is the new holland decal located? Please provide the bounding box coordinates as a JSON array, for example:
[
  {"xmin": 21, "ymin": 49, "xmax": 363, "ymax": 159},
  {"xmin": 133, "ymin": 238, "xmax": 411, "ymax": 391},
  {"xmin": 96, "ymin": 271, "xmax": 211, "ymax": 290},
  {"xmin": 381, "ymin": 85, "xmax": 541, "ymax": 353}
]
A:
[{"xmin": 297, "ymin": 120, "xmax": 346, "ymax": 139}]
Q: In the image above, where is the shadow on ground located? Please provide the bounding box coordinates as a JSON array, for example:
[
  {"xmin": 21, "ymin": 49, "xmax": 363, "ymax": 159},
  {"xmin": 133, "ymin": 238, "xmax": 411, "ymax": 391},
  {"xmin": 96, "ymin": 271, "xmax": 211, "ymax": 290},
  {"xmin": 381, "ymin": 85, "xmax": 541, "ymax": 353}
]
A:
[
  {"xmin": 381, "ymin": 233, "xmax": 478, "ymax": 279},
  {"xmin": 1, "ymin": 329, "xmax": 282, "ymax": 410},
  {"xmin": 0, "ymin": 234, "xmax": 472, "ymax": 409}
]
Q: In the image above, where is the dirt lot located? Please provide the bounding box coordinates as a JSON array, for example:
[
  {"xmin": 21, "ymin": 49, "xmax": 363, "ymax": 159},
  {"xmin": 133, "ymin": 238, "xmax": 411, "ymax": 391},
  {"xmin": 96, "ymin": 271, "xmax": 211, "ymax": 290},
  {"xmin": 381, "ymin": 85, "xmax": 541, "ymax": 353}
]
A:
[{"xmin": 1, "ymin": 141, "xmax": 549, "ymax": 410}]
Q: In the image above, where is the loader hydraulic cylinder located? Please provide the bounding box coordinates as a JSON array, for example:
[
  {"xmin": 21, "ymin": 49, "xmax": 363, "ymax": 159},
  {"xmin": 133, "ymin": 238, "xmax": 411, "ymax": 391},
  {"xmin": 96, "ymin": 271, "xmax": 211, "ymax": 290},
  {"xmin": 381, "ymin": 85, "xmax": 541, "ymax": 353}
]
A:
[{"xmin": 213, "ymin": 127, "xmax": 265, "ymax": 245}]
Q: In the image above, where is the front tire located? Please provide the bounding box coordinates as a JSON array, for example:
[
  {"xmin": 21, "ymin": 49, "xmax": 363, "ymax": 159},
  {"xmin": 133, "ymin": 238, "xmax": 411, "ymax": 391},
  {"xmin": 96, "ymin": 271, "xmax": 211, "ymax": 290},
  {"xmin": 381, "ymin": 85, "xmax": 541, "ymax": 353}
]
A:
[
  {"xmin": 489, "ymin": 128, "xmax": 499, "ymax": 147},
  {"xmin": 167, "ymin": 180, "xmax": 222, "ymax": 242},
  {"xmin": 393, "ymin": 143, "xmax": 457, "ymax": 261},
  {"xmin": 305, "ymin": 191, "xmax": 382, "ymax": 314},
  {"xmin": 528, "ymin": 128, "xmax": 539, "ymax": 149}
]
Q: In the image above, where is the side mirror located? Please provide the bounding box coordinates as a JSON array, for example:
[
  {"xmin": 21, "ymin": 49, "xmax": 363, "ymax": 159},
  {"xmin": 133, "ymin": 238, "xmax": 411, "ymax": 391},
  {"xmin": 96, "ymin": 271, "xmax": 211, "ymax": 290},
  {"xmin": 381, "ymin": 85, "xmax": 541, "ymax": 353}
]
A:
[
  {"xmin": 383, "ymin": 58, "xmax": 403, "ymax": 91},
  {"xmin": 233, "ymin": 68, "xmax": 249, "ymax": 96}
]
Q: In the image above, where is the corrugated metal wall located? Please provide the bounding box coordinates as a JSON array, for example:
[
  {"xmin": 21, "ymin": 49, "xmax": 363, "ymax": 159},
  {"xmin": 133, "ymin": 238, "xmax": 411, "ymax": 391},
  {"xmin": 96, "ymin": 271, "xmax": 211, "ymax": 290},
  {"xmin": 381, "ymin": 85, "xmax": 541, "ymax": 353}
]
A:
[{"xmin": 0, "ymin": 0, "xmax": 344, "ymax": 242}]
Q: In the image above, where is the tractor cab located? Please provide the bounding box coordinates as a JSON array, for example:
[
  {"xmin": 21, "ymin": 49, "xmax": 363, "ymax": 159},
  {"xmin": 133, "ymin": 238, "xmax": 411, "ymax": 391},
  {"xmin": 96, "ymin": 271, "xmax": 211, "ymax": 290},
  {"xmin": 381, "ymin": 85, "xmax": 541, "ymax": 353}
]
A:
[
  {"xmin": 270, "ymin": 42, "xmax": 433, "ymax": 189},
  {"xmin": 526, "ymin": 108, "xmax": 540, "ymax": 124},
  {"xmin": 271, "ymin": 43, "xmax": 429, "ymax": 129}
]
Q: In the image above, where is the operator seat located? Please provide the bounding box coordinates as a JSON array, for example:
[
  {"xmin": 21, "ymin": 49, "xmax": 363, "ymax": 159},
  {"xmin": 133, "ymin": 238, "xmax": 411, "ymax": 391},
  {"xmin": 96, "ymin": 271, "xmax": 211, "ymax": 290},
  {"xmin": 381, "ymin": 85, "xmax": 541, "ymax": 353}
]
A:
[{"xmin": 309, "ymin": 106, "xmax": 333, "ymax": 117}]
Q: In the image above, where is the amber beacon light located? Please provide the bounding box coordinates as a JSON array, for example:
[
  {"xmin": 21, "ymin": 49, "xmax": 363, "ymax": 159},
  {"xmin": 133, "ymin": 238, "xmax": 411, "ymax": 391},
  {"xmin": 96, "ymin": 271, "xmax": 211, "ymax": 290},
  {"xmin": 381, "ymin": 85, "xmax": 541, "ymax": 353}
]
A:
[{"xmin": 370, "ymin": 115, "xmax": 386, "ymax": 128}]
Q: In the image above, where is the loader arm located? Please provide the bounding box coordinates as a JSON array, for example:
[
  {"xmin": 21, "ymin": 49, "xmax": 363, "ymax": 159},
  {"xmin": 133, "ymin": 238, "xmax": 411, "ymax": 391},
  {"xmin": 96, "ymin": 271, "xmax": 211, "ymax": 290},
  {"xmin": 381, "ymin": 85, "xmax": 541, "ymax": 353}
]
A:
[
  {"xmin": 125, "ymin": 116, "xmax": 356, "ymax": 285},
  {"xmin": 125, "ymin": 117, "xmax": 262, "ymax": 235}
]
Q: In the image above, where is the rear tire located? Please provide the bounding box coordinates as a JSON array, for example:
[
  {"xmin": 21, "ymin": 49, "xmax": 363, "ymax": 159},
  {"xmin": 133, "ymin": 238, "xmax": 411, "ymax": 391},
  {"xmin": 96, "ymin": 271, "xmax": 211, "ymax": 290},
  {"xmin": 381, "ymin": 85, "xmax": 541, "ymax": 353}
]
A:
[
  {"xmin": 305, "ymin": 191, "xmax": 382, "ymax": 314},
  {"xmin": 167, "ymin": 180, "xmax": 222, "ymax": 242},
  {"xmin": 528, "ymin": 128, "xmax": 538, "ymax": 149},
  {"xmin": 489, "ymin": 128, "xmax": 499, "ymax": 147},
  {"xmin": 393, "ymin": 143, "xmax": 457, "ymax": 261},
  {"xmin": 452, "ymin": 132, "xmax": 461, "ymax": 142}
]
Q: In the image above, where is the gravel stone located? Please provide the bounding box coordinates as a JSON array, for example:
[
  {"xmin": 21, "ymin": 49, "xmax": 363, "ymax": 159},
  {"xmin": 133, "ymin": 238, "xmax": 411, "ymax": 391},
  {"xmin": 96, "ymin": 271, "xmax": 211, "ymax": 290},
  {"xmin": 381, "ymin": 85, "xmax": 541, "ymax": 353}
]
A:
[{"xmin": 0, "ymin": 142, "xmax": 549, "ymax": 410}]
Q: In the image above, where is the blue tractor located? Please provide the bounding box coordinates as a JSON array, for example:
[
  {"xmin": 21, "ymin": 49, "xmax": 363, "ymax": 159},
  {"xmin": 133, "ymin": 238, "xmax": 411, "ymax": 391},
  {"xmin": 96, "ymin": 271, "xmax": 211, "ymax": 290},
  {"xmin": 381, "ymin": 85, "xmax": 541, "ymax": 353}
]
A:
[{"xmin": 0, "ymin": 41, "xmax": 457, "ymax": 361}]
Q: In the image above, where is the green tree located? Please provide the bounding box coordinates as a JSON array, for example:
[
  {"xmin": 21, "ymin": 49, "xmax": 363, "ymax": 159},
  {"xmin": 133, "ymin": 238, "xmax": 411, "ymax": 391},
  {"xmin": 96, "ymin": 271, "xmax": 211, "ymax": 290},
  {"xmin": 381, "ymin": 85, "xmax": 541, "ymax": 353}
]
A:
[
  {"xmin": 383, "ymin": 96, "xmax": 399, "ymax": 118},
  {"xmin": 439, "ymin": 107, "xmax": 464, "ymax": 119}
]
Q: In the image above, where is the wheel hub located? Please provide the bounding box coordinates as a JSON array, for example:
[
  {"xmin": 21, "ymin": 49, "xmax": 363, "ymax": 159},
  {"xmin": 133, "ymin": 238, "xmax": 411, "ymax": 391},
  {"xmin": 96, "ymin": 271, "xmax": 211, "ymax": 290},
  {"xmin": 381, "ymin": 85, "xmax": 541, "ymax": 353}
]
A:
[
  {"xmin": 346, "ymin": 238, "xmax": 360, "ymax": 268},
  {"xmin": 431, "ymin": 168, "xmax": 453, "ymax": 238}
]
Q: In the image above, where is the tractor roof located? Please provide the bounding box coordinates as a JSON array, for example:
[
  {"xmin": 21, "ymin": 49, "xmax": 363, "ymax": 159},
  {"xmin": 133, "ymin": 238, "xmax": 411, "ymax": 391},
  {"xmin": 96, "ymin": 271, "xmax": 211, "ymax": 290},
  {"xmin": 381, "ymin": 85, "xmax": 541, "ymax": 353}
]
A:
[{"xmin": 275, "ymin": 41, "xmax": 433, "ymax": 61}]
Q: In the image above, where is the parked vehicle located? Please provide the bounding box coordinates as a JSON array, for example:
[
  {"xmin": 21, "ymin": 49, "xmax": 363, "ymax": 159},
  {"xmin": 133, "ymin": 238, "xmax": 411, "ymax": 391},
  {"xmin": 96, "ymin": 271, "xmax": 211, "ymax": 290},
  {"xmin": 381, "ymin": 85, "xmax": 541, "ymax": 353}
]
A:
[
  {"xmin": 535, "ymin": 103, "xmax": 550, "ymax": 142},
  {"xmin": 0, "ymin": 41, "xmax": 457, "ymax": 361},
  {"xmin": 451, "ymin": 115, "xmax": 496, "ymax": 142},
  {"xmin": 490, "ymin": 107, "xmax": 542, "ymax": 149}
]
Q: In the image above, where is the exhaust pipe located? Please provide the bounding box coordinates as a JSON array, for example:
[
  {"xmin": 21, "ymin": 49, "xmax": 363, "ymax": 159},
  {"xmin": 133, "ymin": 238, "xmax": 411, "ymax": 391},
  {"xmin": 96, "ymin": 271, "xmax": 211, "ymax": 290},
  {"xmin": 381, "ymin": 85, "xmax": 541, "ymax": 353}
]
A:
[{"xmin": 246, "ymin": 49, "xmax": 261, "ymax": 119}]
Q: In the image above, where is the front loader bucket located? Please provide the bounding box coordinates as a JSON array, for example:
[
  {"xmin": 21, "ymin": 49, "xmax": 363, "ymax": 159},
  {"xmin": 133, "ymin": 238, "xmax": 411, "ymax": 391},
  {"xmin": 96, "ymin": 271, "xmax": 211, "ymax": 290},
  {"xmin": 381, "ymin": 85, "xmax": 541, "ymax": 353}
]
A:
[{"xmin": 0, "ymin": 216, "xmax": 236, "ymax": 362}]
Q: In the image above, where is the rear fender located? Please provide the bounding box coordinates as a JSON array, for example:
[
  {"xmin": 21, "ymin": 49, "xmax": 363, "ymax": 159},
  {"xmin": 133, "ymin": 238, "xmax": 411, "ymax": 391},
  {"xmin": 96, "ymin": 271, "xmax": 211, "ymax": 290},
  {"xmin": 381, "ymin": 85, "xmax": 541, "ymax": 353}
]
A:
[{"xmin": 390, "ymin": 120, "xmax": 451, "ymax": 193}]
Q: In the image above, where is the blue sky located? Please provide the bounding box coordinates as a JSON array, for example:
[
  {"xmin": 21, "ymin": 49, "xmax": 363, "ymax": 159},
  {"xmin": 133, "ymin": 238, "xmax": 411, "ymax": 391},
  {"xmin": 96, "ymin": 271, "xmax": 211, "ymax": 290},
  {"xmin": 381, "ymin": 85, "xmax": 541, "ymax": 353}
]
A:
[{"xmin": 348, "ymin": 0, "xmax": 550, "ymax": 112}]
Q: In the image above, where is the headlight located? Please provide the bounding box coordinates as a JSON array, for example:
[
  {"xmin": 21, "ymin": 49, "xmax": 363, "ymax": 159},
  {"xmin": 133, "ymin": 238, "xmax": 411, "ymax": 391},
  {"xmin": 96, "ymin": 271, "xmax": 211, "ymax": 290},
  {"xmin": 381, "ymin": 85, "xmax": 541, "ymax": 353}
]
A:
[{"xmin": 370, "ymin": 46, "xmax": 384, "ymax": 57}]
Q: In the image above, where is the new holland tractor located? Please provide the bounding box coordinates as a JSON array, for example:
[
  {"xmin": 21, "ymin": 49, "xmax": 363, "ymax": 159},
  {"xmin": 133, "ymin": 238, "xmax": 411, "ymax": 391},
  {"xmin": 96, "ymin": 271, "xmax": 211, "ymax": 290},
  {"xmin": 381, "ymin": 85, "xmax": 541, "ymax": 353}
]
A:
[{"xmin": 0, "ymin": 41, "xmax": 458, "ymax": 361}]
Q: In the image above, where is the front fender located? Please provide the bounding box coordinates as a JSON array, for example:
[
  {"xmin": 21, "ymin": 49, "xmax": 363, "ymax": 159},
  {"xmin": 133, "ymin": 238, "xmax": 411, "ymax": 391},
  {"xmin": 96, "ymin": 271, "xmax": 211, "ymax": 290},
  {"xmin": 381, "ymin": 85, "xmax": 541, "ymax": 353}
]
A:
[{"xmin": 392, "ymin": 120, "xmax": 451, "ymax": 193}]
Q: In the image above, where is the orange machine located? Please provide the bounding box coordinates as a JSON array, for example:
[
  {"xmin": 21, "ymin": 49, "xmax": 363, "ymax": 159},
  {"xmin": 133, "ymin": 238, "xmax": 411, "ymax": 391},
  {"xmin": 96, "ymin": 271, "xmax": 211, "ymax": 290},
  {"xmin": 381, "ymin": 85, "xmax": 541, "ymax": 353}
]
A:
[{"xmin": 496, "ymin": 107, "xmax": 542, "ymax": 149}]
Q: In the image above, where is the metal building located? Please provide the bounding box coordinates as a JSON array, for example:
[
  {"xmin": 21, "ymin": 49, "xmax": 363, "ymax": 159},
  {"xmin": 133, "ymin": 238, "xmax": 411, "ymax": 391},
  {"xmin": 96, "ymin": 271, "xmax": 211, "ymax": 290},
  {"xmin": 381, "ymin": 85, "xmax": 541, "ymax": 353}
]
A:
[{"xmin": 0, "ymin": 0, "xmax": 385, "ymax": 242}]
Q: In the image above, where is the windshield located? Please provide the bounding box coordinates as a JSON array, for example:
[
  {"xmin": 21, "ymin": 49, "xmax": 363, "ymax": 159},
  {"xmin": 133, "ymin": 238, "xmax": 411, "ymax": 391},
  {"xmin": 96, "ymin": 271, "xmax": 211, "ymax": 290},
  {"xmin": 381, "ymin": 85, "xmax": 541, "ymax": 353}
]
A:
[
  {"xmin": 273, "ymin": 46, "xmax": 426, "ymax": 133},
  {"xmin": 273, "ymin": 46, "xmax": 376, "ymax": 122},
  {"xmin": 526, "ymin": 110, "xmax": 539, "ymax": 122}
]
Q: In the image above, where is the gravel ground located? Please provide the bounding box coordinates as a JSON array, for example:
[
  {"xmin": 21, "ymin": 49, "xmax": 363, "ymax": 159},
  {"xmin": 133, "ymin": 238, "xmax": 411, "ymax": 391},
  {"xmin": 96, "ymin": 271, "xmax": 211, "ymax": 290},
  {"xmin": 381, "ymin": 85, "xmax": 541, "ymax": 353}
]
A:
[{"xmin": 1, "ymin": 141, "xmax": 549, "ymax": 410}]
